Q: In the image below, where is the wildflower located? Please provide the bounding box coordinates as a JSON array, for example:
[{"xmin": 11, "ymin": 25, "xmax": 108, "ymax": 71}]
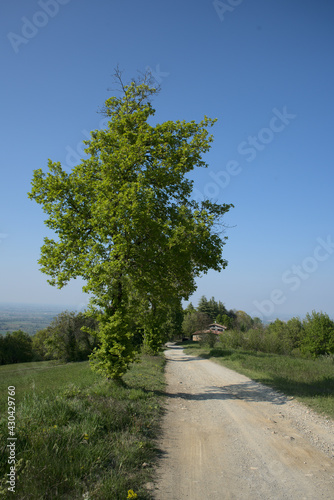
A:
[
  {"xmin": 127, "ymin": 490, "xmax": 138, "ymax": 499},
  {"xmin": 83, "ymin": 433, "xmax": 89, "ymax": 440}
]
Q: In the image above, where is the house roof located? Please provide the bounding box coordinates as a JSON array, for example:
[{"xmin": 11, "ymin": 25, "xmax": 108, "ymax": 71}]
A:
[
  {"xmin": 192, "ymin": 323, "xmax": 228, "ymax": 337},
  {"xmin": 209, "ymin": 323, "xmax": 227, "ymax": 330}
]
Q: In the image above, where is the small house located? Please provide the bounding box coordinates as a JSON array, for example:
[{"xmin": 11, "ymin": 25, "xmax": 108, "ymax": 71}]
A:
[{"xmin": 192, "ymin": 323, "xmax": 227, "ymax": 341}]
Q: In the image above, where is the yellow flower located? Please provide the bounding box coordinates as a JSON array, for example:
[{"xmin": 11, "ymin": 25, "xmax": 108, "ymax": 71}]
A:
[
  {"xmin": 83, "ymin": 433, "xmax": 89, "ymax": 440},
  {"xmin": 127, "ymin": 490, "xmax": 138, "ymax": 499}
]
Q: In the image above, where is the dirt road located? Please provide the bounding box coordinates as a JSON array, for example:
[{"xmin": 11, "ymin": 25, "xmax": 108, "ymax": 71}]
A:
[{"xmin": 153, "ymin": 344, "xmax": 334, "ymax": 500}]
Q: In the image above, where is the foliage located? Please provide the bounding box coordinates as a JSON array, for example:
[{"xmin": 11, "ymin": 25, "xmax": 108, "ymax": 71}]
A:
[
  {"xmin": 182, "ymin": 311, "xmax": 211, "ymax": 337},
  {"xmin": 301, "ymin": 311, "xmax": 334, "ymax": 357},
  {"xmin": 219, "ymin": 328, "xmax": 245, "ymax": 350},
  {"xmin": 216, "ymin": 313, "xmax": 232, "ymax": 329},
  {"xmin": 33, "ymin": 311, "xmax": 99, "ymax": 362},
  {"xmin": 89, "ymin": 308, "xmax": 138, "ymax": 379},
  {"xmin": 286, "ymin": 317, "xmax": 304, "ymax": 352},
  {"xmin": 32, "ymin": 328, "xmax": 53, "ymax": 360},
  {"xmin": 197, "ymin": 296, "xmax": 228, "ymax": 322},
  {"xmin": 159, "ymin": 300, "xmax": 184, "ymax": 343},
  {"xmin": 183, "ymin": 302, "xmax": 196, "ymax": 315},
  {"xmin": 0, "ymin": 330, "xmax": 34, "ymax": 365},
  {"xmin": 199, "ymin": 331, "xmax": 218, "ymax": 348},
  {"xmin": 231, "ymin": 310, "xmax": 254, "ymax": 332},
  {"xmin": 265, "ymin": 319, "xmax": 292, "ymax": 354},
  {"xmin": 264, "ymin": 317, "xmax": 304, "ymax": 355},
  {"xmin": 28, "ymin": 70, "xmax": 233, "ymax": 379},
  {"xmin": 132, "ymin": 294, "xmax": 183, "ymax": 353}
]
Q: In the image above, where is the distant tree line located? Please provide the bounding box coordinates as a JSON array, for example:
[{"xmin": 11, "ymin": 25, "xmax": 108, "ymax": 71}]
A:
[
  {"xmin": 32, "ymin": 311, "xmax": 100, "ymax": 362},
  {"xmin": 182, "ymin": 296, "xmax": 262, "ymax": 337},
  {"xmin": 182, "ymin": 296, "xmax": 334, "ymax": 358},
  {"xmin": 0, "ymin": 330, "xmax": 35, "ymax": 365},
  {"xmin": 0, "ymin": 312, "xmax": 100, "ymax": 365},
  {"xmin": 0, "ymin": 306, "xmax": 184, "ymax": 366},
  {"xmin": 2, "ymin": 297, "xmax": 333, "ymax": 366}
]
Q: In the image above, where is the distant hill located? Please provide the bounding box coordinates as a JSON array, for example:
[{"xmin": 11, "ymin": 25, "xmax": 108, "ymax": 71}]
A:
[{"xmin": 0, "ymin": 303, "xmax": 70, "ymax": 336}]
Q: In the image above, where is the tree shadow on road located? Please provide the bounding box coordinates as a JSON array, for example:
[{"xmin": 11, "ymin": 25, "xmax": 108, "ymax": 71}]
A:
[{"xmin": 162, "ymin": 381, "xmax": 288, "ymax": 405}]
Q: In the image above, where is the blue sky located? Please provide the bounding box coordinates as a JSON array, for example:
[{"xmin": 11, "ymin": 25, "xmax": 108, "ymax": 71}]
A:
[{"xmin": 1, "ymin": 0, "xmax": 334, "ymax": 320}]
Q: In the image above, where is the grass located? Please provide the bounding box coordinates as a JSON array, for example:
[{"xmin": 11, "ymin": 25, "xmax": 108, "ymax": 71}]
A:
[
  {"xmin": 182, "ymin": 342, "xmax": 334, "ymax": 419},
  {"xmin": 0, "ymin": 355, "xmax": 165, "ymax": 499}
]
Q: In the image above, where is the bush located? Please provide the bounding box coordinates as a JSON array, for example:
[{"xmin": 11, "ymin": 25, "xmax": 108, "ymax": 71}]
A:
[
  {"xmin": 219, "ymin": 329, "xmax": 245, "ymax": 350},
  {"xmin": 244, "ymin": 328, "xmax": 266, "ymax": 352},
  {"xmin": 265, "ymin": 320, "xmax": 291, "ymax": 354},
  {"xmin": 301, "ymin": 311, "xmax": 334, "ymax": 357},
  {"xmin": 199, "ymin": 331, "xmax": 218, "ymax": 348},
  {"xmin": 219, "ymin": 318, "xmax": 304, "ymax": 357}
]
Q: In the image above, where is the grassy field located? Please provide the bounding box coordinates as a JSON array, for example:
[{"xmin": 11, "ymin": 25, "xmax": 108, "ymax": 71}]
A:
[
  {"xmin": 0, "ymin": 355, "xmax": 166, "ymax": 499},
  {"xmin": 182, "ymin": 342, "xmax": 334, "ymax": 419}
]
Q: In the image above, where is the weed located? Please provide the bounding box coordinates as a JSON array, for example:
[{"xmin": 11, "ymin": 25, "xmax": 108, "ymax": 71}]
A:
[{"xmin": 0, "ymin": 355, "xmax": 165, "ymax": 499}]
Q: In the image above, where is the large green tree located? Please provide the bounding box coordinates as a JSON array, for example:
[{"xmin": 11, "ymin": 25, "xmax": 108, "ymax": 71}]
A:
[{"xmin": 28, "ymin": 71, "xmax": 233, "ymax": 378}]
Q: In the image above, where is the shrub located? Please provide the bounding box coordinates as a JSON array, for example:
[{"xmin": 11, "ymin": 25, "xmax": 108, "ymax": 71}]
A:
[
  {"xmin": 199, "ymin": 331, "xmax": 218, "ymax": 348},
  {"xmin": 219, "ymin": 329, "xmax": 245, "ymax": 350},
  {"xmin": 301, "ymin": 311, "xmax": 334, "ymax": 357},
  {"xmin": 244, "ymin": 328, "xmax": 266, "ymax": 352}
]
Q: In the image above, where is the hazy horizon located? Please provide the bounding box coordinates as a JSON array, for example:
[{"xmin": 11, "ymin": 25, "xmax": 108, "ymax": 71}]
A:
[{"xmin": 1, "ymin": 301, "xmax": 332, "ymax": 325}]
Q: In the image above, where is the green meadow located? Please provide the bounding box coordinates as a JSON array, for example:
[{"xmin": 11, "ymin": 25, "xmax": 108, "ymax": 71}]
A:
[{"xmin": 0, "ymin": 355, "xmax": 165, "ymax": 499}]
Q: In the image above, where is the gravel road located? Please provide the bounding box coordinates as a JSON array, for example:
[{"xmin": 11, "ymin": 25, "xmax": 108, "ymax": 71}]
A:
[{"xmin": 153, "ymin": 344, "xmax": 334, "ymax": 500}]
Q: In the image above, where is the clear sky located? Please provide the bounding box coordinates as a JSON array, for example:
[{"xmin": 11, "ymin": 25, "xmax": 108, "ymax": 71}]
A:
[{"xmin": 1, "ymin": 0, "xmax": 334, "ymax": 321}]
